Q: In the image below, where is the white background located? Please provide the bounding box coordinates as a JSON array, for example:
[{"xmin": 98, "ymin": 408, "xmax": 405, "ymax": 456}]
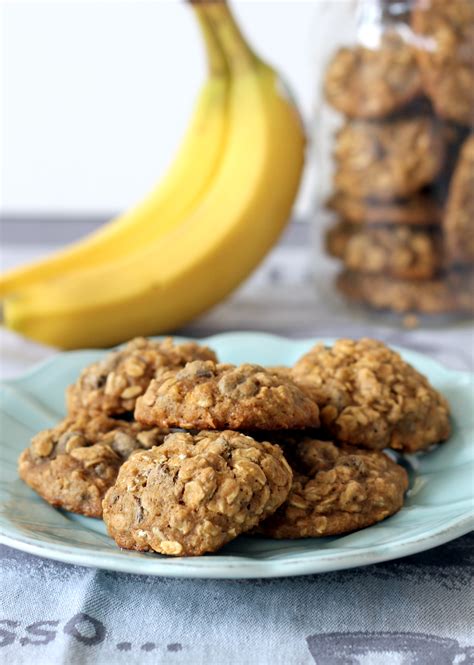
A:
[{"xmin": 1, "ymin": 0, "xmax": 342, "ymax": 219}]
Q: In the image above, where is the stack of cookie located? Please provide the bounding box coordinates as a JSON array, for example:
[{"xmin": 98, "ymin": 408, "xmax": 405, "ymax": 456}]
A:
[
  {"xmin": 322, "ymin": 0, "xmax": 474, "ymax": 317},
  {"xmin": 18, "ymin": 336, "xmax": 451, "ymax": 557}
]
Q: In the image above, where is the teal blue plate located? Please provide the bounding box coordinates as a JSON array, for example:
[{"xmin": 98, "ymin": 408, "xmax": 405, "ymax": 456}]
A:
[{"xmin": 1, "ymin": 332, "xmax": 473, "ymax": 578}]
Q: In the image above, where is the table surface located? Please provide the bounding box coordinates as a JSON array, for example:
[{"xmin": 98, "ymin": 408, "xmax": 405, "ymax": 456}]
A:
[{"xmin": 1, "ymin": 226, "xmax": 473, "ymax": 665}]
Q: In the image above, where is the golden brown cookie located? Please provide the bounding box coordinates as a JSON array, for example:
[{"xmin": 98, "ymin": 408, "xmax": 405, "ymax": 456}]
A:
[
  {"xmin": 257, "ymin": 439, "xmax": 408, "ymax": 538},
  {"xmin": 412, "ymin": 0, "xmax": 474, "ymax": 126},
  {"xmin": 18, "ymin": 412, "xmax": 167, "ymax": 517},
  {"xmin": 333, "ymin": 117, "xmax": 444, "ymax": 200},
  {"xmin": 102, "ymin": 430, "xmax": 293, "ymax": 556},
  {"xmin": 325, "ymin": 222, "xmax": 352, "ymax": 261},
  {"xmin": 326, "ymin": 191, "xmax": 442, "ymax": 227},
  {"xmin": 67, "ymin": 336, "xmax": 217, "ymax": 416},
  {"xmin": 444, "ymin": 135, "xmax": 474, "ymax": 266},
  {"xmin": 292, "ymin": 338, "xmax": 450, "ymax": 453},
  {"xmin": 134, "ymin": 360, "xmax": 320, "ymax": 431},
  {"xmin": 336, "ymin": 269, "xmax": 474, "ymax": 315},
  {"xmin": 324, "ymin": 31, "xmax": 423, "ymax": 119},
  {"xmin": 325, "ymin": 221, "xmax": 443, "ymax": 279}
]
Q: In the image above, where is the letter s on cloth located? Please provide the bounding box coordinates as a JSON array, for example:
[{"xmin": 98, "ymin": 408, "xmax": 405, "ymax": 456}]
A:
[
  {"xmin": 20, "ymin": 621, "xmax": 59, "ymax": 646},
  {"xmin": 0, "ymin": 620, "xmax": 20, "ymax": 647}
]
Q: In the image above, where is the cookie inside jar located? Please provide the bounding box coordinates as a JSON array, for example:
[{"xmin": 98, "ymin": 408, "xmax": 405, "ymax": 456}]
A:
[{"xmin": 314, "ymin": 0, "xmax": 474, "ymax": 324}]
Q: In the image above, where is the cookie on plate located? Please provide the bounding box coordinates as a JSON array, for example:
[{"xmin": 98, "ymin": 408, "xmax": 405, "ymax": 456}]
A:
[
  {"xmin": 333, "ymin": 117, "xmax": 444, "ymax": 200},
  {"xmin": 325, "ymin": 221, "xmax": 443, "ymax": 279},
  {"xmin": 134, "ymin": 360, "xmax": 320, "ymax": 431},
  {"xmin": 412, "ymin": 0, "xmax": 474, "ymax": 126},
  {"xmin": 336, "ymin": 269, "xmax": 474, "ymax": 315},
  {"xmin": 291, "ymin": 338, "xmax": 450, "ymax": 453},
  {"xmin": 257, "ymin": 438, "xmax": 408, "ymax": 538},
  {"xmin": 325, "ymin": 191, "xmax": 442, "ymax": 227},
  {"xmin": 102, "ymin": 430, "xmax": 293, "ymax": 556},
  {"xmin": 67, "ymin": 336, "xmax": 217, "ymax": 416},
  {"xmin": 18, "ymin": 412, "xmax": 167, "ymax": 517},
  {"xmin": 444, "ymin": 135, "xmax": 474, "ymax": 266},
  {"xmin": 324, "ymin": 31, "xmax": 422, "ymax": 119}
]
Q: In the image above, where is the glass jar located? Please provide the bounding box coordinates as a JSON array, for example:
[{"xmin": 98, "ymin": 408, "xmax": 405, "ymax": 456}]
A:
[{"xmin": 312, "ymin": 0, "xmax": 474, "ymax": 324}]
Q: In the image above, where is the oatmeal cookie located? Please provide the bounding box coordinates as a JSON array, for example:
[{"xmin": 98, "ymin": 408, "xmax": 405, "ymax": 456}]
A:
[
  {"xmin": 18, "ymin": 412, "xmax": 167, "ymax": 517},
  {"xmin": 326, "ymin": 221, "xmax": 443, "ymax": 279},
  {"xmin": 257, "ymin": 439, "xmax": 408, "ymax": 538},
  {"xmin": 326, "ymin": 191, "xmax": 442, "ymax": 227},
  {"xmin": 67, "ymin": 336, "xmax": 217, "ymax": 416},
  {"xmin": 291, "ymin": 338, "xmax": 450, "ymax": 452},
  {"xmin": 134, "ymin": 360, "xmax": 320, "ymax": 431},
  {"xmin": 445, "ymin": 135, "xmax": 474, "ymax": 266},
  {"xmin": 337, "ymin": 269, "xmax": 474, "ymax": 315},
  {"xmin": 412, "ymin": 0, "xmax": 474, "ymax": 126},
  {"xmin": 325, "ymin": 222, "xmax": 352, "ymax": 261},
  {"xmin": 102, "ymin": 430, "xmax": 293, "ymax": 556},
  {"xmin": 333, "ymin": 117, "xmax": 444, "ymax": 200},
  {"xmin": 324, "ymin": 32, "xmax": 422, "ymax": 119}
]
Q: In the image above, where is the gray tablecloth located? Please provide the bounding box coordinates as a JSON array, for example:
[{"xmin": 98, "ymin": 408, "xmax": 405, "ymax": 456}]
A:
[
  {"xmin": 1, "ymin": 237, "xmax": 473, "ymax": 664},
  {"xmin": 1, "ymin": 535, "xmax": 473, "ymax": 665}
]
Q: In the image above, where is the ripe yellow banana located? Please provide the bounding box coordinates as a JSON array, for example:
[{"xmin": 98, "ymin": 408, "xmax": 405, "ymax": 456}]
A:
[
  {"xmin": 4, "ymin": 0, "xmax": 305, "ymax": 349},
  {"xmin": 0, "ymin": 7, "xmax": 229, "ymax": 297}
]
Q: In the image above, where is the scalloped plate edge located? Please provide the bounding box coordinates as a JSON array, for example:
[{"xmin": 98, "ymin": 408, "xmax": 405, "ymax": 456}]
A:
[{"xmin": 1, "ymin": 515, "xmax": 472, "ymax": 579}]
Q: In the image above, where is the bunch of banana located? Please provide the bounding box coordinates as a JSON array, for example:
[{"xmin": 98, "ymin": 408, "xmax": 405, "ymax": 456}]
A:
[{"xmin": 1, "ymin": 0, "xmax": 305, "ymax": 349}]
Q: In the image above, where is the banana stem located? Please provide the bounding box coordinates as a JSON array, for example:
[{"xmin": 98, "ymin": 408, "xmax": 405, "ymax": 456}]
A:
[
  {"xmin": 196, "ymin": 1, "xmax": 258, "ymax": 72},
  {"xmin": 191, "ymin": 3, "xmax": 229, "ymax": 77}
]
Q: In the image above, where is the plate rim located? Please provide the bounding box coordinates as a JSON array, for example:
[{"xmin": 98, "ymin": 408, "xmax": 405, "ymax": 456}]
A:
[
  {"xmin": 2, "ymin": 330, "xmax": 465, "ymax": 387},
  {"xmin": 0, "ymin": 513, "xmax": 472, "ymax": 579},
  {"xmin": 1, "ymin": 331, "xmax": 473, "ymax": 579}
]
